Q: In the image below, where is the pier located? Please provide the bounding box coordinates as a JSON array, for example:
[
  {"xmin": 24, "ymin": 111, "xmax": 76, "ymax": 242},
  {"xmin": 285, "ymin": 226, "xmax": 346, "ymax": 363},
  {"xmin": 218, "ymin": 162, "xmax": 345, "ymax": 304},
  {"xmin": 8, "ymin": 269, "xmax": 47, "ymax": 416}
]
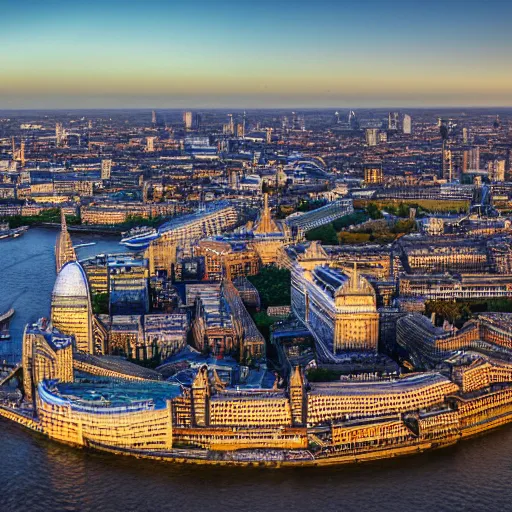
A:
[{"xmin": 0, "ymin": 309, "xmax": 14, "ymax": 340}]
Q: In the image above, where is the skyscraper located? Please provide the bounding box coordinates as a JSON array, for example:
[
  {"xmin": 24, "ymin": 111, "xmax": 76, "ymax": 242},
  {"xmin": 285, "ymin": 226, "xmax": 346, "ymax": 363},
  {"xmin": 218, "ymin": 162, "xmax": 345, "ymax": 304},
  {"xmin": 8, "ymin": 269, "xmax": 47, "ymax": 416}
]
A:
[
  {"xmin": 101, "ymin": 159, "xmax": 112, "ymax": 180},
  {"xmin": 146, "ymin": 136, "xmax": 156, "ymax": 152},
  {"xmin": 442, "ymin": 145, "xmax": 453, "ymax": 181},
  {"xmin": 51, "ymin": 261, "xmax": 94, "ymax": 354},
  {"xmin": 402, "ymin": 114, "xmax": 412, "ymax": 134},
  {"xmin": 266, "ymin": 128, "xmax": 272, "ymax": 144},
  {"xmin": 55, "ymin": 122, "xmax": 64, "ymax": 146},
  {"xmin": 151, "ymin": 110, "xmax": 157, "ymax": 125},
  {"xmin": 183, "ymin": 111, "xmax": 193, "ymax": 130},
  {"xmin": 365, "ymin": 128, "xmax": 379, "ymax": 147},
  {"xmin": 462, "ymin": 127, "xmax": 470, "ymax": 144},
  {"xmin": 348, "ymin": 110, "xmax": 359, "ymax": 130},
  {"xmin": 388, "ymin": 112, "xmax": 399, "ymax": 131},
  {"xmin": 488, "ymin": 159, "xmax": 506, "ymax": 182},
  {"xmin": 464, "ymin": 147, "xmax": 480, "ymax": 172}
]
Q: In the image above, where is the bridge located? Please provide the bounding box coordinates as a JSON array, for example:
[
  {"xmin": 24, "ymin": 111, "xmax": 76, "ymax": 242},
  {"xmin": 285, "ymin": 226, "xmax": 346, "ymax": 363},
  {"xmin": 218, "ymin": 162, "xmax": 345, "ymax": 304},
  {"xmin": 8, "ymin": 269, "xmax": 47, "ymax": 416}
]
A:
[{"xmin": 285, "ymin": 199, "xmax": 354, "ymax": 233}]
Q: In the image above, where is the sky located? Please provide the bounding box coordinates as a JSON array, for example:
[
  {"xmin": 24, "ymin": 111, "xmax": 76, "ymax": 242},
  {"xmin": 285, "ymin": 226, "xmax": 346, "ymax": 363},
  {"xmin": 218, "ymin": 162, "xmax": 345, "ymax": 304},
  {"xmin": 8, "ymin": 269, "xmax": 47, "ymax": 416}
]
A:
[{"xmin": 1, "ymin": 0, "xmax": 511, "ymax": 109}]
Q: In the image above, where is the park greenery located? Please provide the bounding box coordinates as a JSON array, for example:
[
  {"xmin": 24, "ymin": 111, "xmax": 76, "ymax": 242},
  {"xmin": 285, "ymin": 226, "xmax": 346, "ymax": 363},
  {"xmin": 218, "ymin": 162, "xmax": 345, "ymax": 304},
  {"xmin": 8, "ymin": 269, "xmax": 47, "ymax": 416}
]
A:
[
  {"xmin": 296, "ymin": 199, "xmax": 327, "ymax": 213},
  {"xmin": 248, "ymin": 266, "xmax": 291, "ymax": 308},
  {"xmin": 251, "ymin": 311, "xmax": 282, "ymax": 342},
  {"xmin": 353, "ymin": 198, "xmax": 469, "ymax": 214},
  {"xmin": 91, "ymin": 293, "xmax": 109, "ymax": 315},
  {"xmin": 305, "ymin": 206, "xmax": 417, "ymax": 246},
  {"xmin": 426, "ymin": 299, "xmax": 512, "ymax": 328},
  {"xmin": 122, "ymin": 214, "xmax": 167, "ymax": 229},
  {"xmin": 0, "ymin": 208, "xmax": 81, "ymax": 228}
]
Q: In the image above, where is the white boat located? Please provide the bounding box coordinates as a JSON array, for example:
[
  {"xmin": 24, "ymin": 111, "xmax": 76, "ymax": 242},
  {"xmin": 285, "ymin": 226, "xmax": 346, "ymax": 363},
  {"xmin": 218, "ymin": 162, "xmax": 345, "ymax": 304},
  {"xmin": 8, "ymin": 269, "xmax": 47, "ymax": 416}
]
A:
[{"xmin": 120, "ymin": 227, "xmax": 159, "ymax": 249}]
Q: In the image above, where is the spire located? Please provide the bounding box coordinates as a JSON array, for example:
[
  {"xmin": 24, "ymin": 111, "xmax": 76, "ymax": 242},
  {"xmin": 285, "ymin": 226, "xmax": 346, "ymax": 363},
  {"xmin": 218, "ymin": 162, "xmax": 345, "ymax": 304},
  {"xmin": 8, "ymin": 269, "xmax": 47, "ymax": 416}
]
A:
[
  {"xmin": 55, "ymin": 209, "xmax": 76, "ymax": 273},
  {"xmin": 290, "ymin": 366, "xmax": 304, "ymax": 388},
  {"xmin": 300, "ymin": 241, "xmax": 328, "ymax": 261},
  {"xmin": 253, "ymin": 193, "xmax": 280, "ymax": 234},
  {"xmin": 351, "ymin": 262, "xmax": 359, "ymax": 290}
]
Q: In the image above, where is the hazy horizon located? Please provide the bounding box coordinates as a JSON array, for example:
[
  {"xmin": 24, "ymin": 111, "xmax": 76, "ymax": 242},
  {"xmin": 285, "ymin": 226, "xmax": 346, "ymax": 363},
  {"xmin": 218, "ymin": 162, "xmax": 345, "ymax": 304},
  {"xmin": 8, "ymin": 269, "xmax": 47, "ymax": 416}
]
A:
[{"xmin": 1, "ymin": 0, "xmax": 512, "ymax": 109}]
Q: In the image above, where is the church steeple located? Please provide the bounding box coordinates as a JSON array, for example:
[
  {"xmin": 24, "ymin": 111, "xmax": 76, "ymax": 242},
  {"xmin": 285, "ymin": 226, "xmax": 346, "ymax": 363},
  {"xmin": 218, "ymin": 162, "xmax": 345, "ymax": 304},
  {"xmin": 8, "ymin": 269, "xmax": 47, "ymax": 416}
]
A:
[{"xmin": 253, "ymin": 193, "xmax": 280, "ymax": 234}]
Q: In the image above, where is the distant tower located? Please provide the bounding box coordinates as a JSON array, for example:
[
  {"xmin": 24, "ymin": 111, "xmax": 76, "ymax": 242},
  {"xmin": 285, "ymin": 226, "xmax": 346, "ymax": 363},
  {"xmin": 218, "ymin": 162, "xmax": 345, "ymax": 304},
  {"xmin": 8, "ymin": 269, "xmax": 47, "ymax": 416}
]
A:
[
  {"xmin": 55, "ymin": 209, "xmax": 77, "ymax": 273},
  {"xmin": 55, "ymin": 122, "xmax": 64, "ymax": 146},
  {"xmin": 468, "ymin": 147, "xmax": 480, "ymax": 172},
  {"xmin": 462, "ymin": 127, "xmax": 469, "ymax": 144},
  {"xmin": 402, "ymin": 114, "xmax": 412, "ymax": 134},
  {"xmin": 146, "ymin": 136, "xmax": 156, "ymax": 152},
  {"xmin": 488, "ymin": 159, "xmax": 506, "ymax": 182},
  {"xmin": 334, "ymin": 111, "xmax": 340, "ymax": 124},
  {"xmin": 266, "ymin": 128, "xmax": 272, "ymax": 144},
  {"xmin": 388, "ymin": 112, "xmax": 399, "ymax": 131},
  {"xmin": 365, "ymin": 128, "xmax": 379, "ymax": 146},
  {"xmin": 20, "ymin": 141, "xmax": 26, "ymax": 167},
  {"xmin": 442, "ymin": 145, "xmax": 453, "ymax": 181},
  {"xmin": 183, "ymin": 111, "xmax": 193, "ymax": 130},
  {"xmin": 348, "ymin": 110, "xmax": 359, "ymax": 130},
  {"xmin": 297, "ymin": 113, "xmax": 306, "ymax": 131},
  {"xmin": 242, "ymin": 111, "xmax": 246, "ymax": 139},
  {"xmin": 152, "ymin": 110, "xmax": 157, "ymax": 125},
  {"xmin": 228, "ymin": 114, "xmax": 235, "ymax": 135},
  {"xmin": 101, "ymin": 159, "xmax": 112, "ymax": 180}
]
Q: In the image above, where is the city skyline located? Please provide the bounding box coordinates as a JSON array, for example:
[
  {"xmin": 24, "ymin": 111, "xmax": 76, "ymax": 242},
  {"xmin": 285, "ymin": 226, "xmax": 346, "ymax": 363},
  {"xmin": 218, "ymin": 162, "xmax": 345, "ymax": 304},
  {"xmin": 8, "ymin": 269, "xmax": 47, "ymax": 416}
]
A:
[{"xmin": 1, "ymin": 0, "xmax": 512, "ymax": 109}]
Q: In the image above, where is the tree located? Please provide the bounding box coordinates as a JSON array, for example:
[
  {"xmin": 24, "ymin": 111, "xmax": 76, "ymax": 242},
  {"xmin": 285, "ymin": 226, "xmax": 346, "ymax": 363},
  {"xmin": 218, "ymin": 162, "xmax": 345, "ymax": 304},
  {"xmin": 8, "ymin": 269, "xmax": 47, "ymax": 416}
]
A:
[
  {"xmin": 92, "ymin": 293, "xmax": 109, "ymax": 315},
  {"xmin": 305, "ymin": 223, "xmax": 338, "ymax": 245},
  {"xmin": 248, "ymin": 266, "xmax": 291, "ymax": 308},
  {"xmin": 366, "ymin": 203, "xmax": 383, "ymax": 219}
]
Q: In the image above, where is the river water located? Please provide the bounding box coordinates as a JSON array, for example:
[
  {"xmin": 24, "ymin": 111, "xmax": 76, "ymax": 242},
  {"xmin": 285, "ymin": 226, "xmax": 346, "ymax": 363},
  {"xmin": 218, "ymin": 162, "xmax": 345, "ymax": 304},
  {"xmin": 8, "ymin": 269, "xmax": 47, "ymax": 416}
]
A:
[{"xmin": 1, "ymin": 228, "xmax": 512, "ymax": 512}]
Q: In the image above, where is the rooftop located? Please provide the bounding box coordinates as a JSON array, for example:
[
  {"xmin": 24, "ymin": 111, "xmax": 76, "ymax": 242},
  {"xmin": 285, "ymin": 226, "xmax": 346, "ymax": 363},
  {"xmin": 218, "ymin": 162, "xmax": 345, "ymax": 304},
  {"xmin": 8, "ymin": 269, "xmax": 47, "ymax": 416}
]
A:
[{"xmin": 52, "ymin": 262, "xmax": 90, "ymax": 298}]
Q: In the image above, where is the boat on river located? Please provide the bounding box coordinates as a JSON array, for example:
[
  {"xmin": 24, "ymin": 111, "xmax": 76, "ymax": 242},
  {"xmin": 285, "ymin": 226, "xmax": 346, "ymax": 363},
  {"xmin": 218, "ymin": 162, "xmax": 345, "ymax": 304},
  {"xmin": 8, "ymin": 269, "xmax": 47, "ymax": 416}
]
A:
[{"xmin": 0, "ymin": 223, "xmax": 28, "ymax": 240}]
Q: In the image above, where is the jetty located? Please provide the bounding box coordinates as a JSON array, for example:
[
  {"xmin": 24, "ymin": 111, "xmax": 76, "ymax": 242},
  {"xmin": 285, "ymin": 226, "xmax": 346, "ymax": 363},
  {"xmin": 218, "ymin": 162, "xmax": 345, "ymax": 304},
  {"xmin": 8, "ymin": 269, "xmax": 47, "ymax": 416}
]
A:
[{"xmin": 0, "ymin": 309, "xmax": 14, "ymax": 340}]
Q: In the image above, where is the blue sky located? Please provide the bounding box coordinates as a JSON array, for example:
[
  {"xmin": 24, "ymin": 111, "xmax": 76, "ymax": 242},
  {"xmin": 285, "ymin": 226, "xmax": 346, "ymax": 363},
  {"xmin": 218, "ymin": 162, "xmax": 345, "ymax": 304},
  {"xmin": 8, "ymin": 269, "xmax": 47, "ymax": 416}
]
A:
[{"xmin": 1, "ymin": 0, "xmax": 511, "ymax": 108}]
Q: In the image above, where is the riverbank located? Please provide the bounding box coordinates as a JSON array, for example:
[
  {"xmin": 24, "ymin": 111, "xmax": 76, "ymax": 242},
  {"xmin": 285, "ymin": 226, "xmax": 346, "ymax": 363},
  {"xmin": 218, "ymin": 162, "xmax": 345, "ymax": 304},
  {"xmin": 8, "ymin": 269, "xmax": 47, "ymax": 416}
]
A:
[
  {"xmin": 1, "ymin": 401, "xmax": 512, "ymax": 469},
  {"xmin": 38, "ymin": 223, "xmax": 125, "ymax": 234}
]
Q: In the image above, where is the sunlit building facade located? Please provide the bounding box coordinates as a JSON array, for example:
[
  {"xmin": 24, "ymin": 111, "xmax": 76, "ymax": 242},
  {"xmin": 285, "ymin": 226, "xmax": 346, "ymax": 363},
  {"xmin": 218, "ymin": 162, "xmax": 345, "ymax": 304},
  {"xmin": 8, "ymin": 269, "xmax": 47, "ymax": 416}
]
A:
[{"xmin": 51, "ymin": 261, "xmax": 94, "ymax": 354}]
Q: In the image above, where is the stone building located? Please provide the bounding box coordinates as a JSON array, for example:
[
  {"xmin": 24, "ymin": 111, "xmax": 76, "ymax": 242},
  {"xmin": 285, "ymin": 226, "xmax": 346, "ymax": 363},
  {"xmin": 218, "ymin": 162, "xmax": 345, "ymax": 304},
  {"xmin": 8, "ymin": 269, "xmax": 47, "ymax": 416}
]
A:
[
  {"xmin": 291, "ymin": 262, "xmax": 379, "ymax": 357},
  {"xmin": 22, "ymin": 320, "xmax": 74, "ymax": 401},
  {"xmin": 194, "ymin": 240, "xmax": 260, "ymax": 281}
]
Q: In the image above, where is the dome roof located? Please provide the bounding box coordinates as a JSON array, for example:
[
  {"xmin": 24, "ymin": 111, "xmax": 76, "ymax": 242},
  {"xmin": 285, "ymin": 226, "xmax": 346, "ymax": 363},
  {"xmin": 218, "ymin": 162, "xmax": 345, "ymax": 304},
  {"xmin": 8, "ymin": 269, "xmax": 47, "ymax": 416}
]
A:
[{"xmin": 52, "ymin": 262, "xmax": 89, "ymax": 298}]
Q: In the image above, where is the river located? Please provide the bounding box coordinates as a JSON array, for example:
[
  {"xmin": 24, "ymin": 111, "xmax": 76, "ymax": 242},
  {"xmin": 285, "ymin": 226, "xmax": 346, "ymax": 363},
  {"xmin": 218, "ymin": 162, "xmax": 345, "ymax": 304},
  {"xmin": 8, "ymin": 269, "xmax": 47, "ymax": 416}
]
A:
[{"xmin": 1, "ymin": 228, "xmax": 512, "ymax": 512}]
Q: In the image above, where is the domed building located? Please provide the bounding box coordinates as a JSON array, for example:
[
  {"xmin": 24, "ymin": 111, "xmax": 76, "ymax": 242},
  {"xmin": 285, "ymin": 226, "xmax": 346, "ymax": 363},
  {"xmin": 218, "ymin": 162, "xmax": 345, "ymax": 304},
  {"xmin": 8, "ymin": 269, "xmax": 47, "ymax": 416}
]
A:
[{"xmin": 51, "ymin": 261, "xmax": 93, "ymax": 354}]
